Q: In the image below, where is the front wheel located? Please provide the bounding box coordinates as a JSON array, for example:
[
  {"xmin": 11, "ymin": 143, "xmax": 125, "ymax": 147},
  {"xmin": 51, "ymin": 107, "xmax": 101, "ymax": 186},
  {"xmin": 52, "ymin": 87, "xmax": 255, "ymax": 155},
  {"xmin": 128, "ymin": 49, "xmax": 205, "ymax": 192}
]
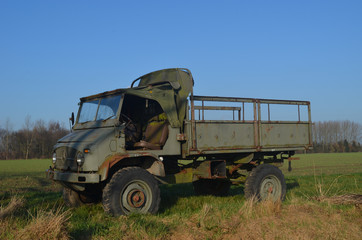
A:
[
  {"xmin": 244, "ymin": 164, "xmax": 286, "ymax": 202},
  {"xmin": 63, "ymin": 187, "xmax": 100, "ymax": 207},
  {"xmin": 102, "ymin": 167, "xmax": 160, "ymax": 216}
]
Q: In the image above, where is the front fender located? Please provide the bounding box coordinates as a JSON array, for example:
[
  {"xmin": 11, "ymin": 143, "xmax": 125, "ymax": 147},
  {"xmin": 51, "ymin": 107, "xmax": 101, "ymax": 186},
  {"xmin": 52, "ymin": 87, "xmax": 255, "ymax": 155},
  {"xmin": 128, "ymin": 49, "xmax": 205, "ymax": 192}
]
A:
[{"xmin": 98, "ymin": 153, "xmax": 165, "ymax": 181}]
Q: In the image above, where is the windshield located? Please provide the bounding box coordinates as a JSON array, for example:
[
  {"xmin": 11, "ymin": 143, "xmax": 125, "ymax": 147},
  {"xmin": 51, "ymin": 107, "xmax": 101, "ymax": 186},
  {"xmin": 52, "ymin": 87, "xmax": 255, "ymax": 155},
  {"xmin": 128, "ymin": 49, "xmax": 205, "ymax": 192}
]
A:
[{"xmin": 78, "ymin": 95, "xmax": 122, "ymax": 123}]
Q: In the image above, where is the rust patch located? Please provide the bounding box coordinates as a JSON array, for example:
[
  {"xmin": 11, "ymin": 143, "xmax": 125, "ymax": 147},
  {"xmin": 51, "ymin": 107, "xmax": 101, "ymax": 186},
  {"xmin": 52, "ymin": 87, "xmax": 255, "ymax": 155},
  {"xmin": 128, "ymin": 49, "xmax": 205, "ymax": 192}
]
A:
[
  {"xmin": 99, "ymin": 152, "xmax": 160, "ymax": 179},
  {"xmin": 265, "ymin": 126, "xmax": 274, "ymax": 133},
  {"xmin": 98, "ymin": 154, "xmax": 130, "ymax": 179}
]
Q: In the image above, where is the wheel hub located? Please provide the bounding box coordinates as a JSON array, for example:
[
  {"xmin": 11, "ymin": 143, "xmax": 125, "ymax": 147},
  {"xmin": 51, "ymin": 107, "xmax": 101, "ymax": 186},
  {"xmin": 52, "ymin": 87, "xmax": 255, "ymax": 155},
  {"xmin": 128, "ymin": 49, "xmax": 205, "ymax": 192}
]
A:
[
  {"xmin": 260, "ymin": 175, "xmax": 281, "ymax": 201},
  {"xmin": 121, "ymin": 181, "xmax": 152, "ymax": 214},
  {"xmin": 127, "ymin": 189, "xmax": 145, "ymax": 208}
]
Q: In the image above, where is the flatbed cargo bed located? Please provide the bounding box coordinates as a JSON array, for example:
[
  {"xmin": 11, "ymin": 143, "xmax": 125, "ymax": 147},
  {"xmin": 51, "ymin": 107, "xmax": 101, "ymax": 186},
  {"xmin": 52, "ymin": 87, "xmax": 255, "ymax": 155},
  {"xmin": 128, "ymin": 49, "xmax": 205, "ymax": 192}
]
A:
[{"xmin": 185, "ymin": 95, "xmax": 312, "ymax": 156}]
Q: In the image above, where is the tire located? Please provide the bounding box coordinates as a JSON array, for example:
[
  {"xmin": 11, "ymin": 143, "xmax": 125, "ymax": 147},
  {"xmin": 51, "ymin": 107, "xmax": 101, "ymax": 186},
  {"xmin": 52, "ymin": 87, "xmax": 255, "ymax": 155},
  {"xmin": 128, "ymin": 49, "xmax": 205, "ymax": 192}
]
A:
[
  {"xmin": 63, "ymin": 187, "xmax": 99, "ymax": 207},
  {"xmin": 63, "ymin": 187, "xmax": 82, "ymax": 207},
  {"xmin": 63, "ymin": 187, "xmax": 96, "ymax": 207},
  {"xmin": 193, "ymin": 179, "xmax": 231, "ymax": 196},
  {"xmin": 102, "ymin": 167, "xmax": 160, "ymax": 216},
  {"xmin": 244, "ymin": 164, "xmax": 286, "ymax": 202}
]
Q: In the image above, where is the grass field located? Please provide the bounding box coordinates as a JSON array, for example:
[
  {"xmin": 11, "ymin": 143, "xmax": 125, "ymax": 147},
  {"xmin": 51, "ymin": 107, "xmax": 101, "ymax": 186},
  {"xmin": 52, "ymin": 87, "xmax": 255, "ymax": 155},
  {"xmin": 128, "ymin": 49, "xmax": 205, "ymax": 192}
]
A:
[{"xmin": 0, "ymin": 153, "xmax": 361, "ymax": 239}]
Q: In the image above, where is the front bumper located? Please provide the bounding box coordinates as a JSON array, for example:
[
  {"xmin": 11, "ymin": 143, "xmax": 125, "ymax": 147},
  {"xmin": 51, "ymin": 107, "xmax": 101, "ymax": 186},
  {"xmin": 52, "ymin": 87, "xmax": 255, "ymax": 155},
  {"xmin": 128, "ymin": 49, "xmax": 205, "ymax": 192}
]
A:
[{"xmin": 46, "ymin": 167, "xmax": 100, "ymax": 183}]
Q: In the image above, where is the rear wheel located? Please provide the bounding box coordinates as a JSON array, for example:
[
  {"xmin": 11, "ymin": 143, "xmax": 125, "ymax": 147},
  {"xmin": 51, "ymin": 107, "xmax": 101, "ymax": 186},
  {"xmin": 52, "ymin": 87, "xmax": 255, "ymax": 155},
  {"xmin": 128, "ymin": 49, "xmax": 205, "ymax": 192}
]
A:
[
  {"xmin": 102, "ymin": 167, "xmax": 160, "ymax": 216},
  {"xmin": 193, "ymin": 179, "xmax": 231, "ymax": 196},
  {"xmin": 244, "ymin": 164, "xmax": 286, "ymax": 201}
]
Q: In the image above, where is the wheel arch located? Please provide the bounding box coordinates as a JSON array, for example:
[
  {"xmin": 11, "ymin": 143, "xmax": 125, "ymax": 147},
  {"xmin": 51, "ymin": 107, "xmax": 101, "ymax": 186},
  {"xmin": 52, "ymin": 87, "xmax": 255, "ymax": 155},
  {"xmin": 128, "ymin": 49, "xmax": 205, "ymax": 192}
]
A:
[{"xmin": 99, "ymin": 154, "xmax": 165, "ymax": 182}]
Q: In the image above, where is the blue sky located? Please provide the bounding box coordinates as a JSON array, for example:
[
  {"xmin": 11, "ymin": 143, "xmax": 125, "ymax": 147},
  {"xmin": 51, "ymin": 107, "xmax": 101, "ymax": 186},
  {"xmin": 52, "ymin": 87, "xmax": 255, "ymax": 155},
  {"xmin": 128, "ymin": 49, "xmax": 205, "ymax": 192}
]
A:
[{"xmin": 0, "ymin": 0, "xmax": 361, "ymax": 129}]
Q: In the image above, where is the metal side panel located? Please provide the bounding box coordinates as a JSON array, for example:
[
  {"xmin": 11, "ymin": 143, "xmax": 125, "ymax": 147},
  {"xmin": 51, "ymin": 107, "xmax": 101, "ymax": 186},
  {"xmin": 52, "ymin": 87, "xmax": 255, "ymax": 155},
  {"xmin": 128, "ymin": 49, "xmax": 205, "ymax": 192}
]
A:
[
  {"xmin": 260, "ymin": 123, "xmax": 309, "ymax": 147},
  {"xmin": 161, "ymin": 126, "xmax": 182, "ymax": 155},
  {"xmin": 195, "ymin": 122, "xmax": 255, "ymax": 150}
]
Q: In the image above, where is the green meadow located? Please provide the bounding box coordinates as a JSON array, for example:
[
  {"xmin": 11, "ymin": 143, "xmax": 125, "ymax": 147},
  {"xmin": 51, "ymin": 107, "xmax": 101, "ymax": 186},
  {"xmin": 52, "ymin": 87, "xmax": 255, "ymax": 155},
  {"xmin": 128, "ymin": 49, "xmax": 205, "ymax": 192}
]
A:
[{"xmin": 1, "ymin": 153, "xmax": 361, "ymax": 239}]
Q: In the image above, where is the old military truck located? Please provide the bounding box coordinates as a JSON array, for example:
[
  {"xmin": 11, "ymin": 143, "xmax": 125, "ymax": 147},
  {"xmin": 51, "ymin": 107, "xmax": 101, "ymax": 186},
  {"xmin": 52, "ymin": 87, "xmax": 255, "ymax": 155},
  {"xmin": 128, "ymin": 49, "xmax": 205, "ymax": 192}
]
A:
[{"xmin": 47, "ymin": 68, "xmax": 312, "ymax": 216}]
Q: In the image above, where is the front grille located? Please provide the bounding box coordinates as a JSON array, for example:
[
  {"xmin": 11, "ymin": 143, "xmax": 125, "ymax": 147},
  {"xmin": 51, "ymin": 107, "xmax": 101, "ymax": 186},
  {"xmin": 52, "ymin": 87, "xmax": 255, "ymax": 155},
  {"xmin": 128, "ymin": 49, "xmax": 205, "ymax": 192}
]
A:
[{"xmin": 55, "ymin": 147, "xmax": 77, "ymax": 171}]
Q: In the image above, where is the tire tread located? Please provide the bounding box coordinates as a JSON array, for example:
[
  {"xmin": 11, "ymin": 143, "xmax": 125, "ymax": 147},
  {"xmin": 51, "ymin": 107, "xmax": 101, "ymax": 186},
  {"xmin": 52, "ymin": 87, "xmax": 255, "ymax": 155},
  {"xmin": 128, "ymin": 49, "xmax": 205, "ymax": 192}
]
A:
[
  {"xmin": 244, "ymin": 164, "xmax": 286, "ymax": 201},
  {"xmin": 102, "ymin": 166, "xmax": 160, "ymax": 216}
]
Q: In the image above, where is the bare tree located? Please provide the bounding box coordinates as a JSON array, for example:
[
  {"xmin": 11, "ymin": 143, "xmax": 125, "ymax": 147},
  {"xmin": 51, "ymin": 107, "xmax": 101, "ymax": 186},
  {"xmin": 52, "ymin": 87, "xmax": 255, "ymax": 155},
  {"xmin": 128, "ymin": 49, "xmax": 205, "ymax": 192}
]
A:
[
  {"xmin": 0, "ymin": 118, "xmax": 14, "ymax": 160},
  {"xmin": 4, "ymin": 118, "xmax": 13, "ymax": 160},
  {"xmin": 312, "ymin": 120, "xmax": 362, "ymax": 153},
  {"xmin": 0, "ymin": 116, "xmax": 69, "ymax": 160},
  {"xmin": 23, "ymin": 115, "xmax": 34, "ymax": 160},
  {"xmin": 33, "ymin": 119, "xmax": 47, "ymax": 158}
]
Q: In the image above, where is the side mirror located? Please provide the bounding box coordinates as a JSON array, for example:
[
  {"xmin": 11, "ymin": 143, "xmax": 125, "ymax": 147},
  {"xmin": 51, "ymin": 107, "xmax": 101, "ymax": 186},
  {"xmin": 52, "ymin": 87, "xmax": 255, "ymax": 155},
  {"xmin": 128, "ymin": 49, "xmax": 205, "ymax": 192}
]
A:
[{"xmin": 69, "ymin": 112, "xmax": 75, "ymax": 126}]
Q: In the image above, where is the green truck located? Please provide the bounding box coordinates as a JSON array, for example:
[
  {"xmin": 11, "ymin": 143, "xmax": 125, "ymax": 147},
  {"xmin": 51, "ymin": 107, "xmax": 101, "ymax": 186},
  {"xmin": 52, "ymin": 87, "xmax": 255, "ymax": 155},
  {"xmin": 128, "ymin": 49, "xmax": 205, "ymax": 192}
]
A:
[{"xmin": 47, "ymin": 68, "xmax": 312, "ymax": 216}]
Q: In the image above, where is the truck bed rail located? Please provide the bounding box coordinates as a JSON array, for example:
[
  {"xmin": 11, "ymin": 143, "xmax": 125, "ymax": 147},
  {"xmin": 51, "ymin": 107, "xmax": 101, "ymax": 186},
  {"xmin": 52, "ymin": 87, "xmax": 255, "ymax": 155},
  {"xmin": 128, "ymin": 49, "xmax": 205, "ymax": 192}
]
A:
[{"xmin": 188, "ymin": 95, "xmax": 312, "ymax": 154}]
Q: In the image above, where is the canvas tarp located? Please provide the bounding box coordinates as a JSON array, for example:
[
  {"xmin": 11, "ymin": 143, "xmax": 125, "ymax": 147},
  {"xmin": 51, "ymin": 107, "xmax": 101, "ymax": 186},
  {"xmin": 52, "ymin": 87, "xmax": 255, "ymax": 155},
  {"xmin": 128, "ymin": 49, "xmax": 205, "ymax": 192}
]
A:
[{"xmin": 125, "ymin": 68, "xmax": 194, "ymax": 128}]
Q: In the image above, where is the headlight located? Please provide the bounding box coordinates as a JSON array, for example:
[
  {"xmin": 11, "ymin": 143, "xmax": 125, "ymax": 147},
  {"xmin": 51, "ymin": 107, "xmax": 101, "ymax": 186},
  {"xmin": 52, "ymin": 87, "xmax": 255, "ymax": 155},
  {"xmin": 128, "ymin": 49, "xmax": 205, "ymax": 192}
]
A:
[
  {"xmin": 76, "ymin": 151, "xmax": 85, "ymax": 166},
  {"xmin": 52, "ymin": 152, "xmax": 57, "ymax": 164}
]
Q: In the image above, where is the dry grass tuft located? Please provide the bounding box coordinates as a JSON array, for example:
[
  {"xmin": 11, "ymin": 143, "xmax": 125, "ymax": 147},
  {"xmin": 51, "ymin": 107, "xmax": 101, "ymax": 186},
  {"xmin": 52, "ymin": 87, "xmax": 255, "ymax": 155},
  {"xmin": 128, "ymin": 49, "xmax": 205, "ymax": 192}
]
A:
[
  {"xmin": 0, "ymin": 220, "xmax": 10, "ymax": 237},
  {"xmin": 222, "ymin": 198, "xmax": 362, "ymax": 240},
  {"xmin": 0, "ymin": 196, "xmax": 25, "ymax": 219},
  {"xmin": 237, "ymin": 197, "xmax": 282, "ymax": 219},
  {"xmin": 16, "ymin": 207, "xmax": 71, "ymax": 240},
  {"xmin": 79, "ymin": 196, "xmax": 362, "ymax": 240},
  {"xmin": 315, "ymin": 194, "xmax": 362, "ymax": 206},
  {"xmin": 238, "ymin": 195, "xmax": 257, "ymax": 218},
  {"xmin": 198, "ymin": 204, "xmax": 212, "ymax": 228}
]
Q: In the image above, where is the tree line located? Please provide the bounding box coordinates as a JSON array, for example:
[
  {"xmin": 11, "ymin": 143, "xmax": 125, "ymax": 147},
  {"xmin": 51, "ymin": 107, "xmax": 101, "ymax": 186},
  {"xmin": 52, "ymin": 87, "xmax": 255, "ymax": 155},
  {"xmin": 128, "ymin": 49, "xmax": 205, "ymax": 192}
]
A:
[
  {"xmin": 311, "ymin": 120, "xmax": 362, "ymax": 153},
  {"xmin": 0, "ymin": 117, "xmax": 69, "ymax": 160},
  {"xmin": 0, "ymin": 117, "xmax": 361, "ymax": 160}
]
